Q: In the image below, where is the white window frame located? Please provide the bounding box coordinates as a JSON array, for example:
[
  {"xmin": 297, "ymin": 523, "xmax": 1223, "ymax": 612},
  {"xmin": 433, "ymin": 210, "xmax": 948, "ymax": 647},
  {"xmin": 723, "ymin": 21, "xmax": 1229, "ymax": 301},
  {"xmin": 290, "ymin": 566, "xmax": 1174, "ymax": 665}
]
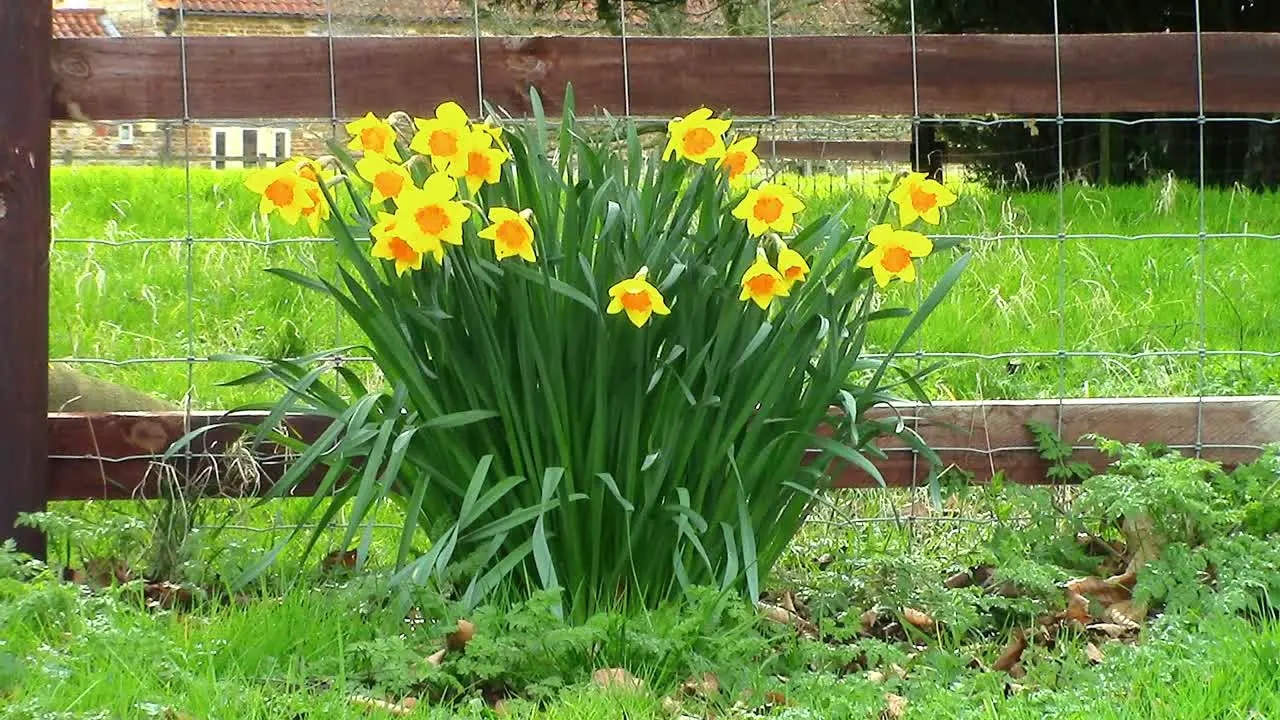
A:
[
  {"xmin": 210, "ymin": 126, "xmax": 292, "ymax": 169},
  {"xmin": 117, "ymin": 123, "xmax": 135, "ymax": 146}
]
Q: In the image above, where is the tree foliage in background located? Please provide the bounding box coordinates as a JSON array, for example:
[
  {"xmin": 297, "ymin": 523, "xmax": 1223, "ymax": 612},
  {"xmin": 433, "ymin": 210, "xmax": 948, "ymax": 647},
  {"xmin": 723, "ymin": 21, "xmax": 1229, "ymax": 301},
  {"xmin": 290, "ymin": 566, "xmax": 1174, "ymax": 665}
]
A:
[{"xmin": 870, "ymin": 0, "xmax": 1280, "ymax": 189}]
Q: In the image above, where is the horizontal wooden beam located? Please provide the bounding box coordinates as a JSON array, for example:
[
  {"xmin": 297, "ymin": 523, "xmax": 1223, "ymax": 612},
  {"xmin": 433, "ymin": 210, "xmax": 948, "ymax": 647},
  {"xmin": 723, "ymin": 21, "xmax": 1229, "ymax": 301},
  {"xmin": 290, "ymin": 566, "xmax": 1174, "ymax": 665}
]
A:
[
  {"xmin": 51, "ymin": 33, "xmax": 1280, "ymax": 122},
  {"xmin": 45, "ymin": 396, "xmax": 1280, "ymax": 500}
]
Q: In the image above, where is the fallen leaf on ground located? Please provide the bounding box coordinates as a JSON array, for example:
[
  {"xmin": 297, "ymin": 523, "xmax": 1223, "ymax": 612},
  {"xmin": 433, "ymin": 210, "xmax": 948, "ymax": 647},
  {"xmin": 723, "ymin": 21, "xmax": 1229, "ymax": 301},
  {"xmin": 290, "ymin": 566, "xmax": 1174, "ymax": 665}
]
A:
[
  {"xmin": 758, "ymin": 602, "xmax": 819, "ymax": 639},
  {"xmin": 890, "ymin": 663, "xmax": 908, "ymax": 680},
  {"xmin": 1085, "ymin": 642, "xmax": 1105, "ymax": 664},
  {"xmin": 680, "ymin": 672, "xmax": 720, "ymax": 698},
  {"xmin": 945, "ymin": 570, "xmax": 974, "ymax": 589},
  {"xmin": 866, "ymin": 670, "xmax": 887, "ymax": 683},
  {"xmin": 424, "ymin": 648, "xmax": 447, "ymax": 667},
  {"xmin": 592, "ymin": 667, "xmax": 643, "ymax": 691},
  {"xmin": 860, "ymin": 608, "xmax": 881, "ymax": 631},
  {"xmin": 902, "ymin": 607, "xmax": 935, "ymax": 630},
  {"xmin": 446, "ymin": 618, "xmax": 475, "ymax": 651},
  {"xmin": 322, "ymin": 549, "xmax": 357, "ymax": 572},
  {"xmin": 1104, "ymin": 600, "xmax": 1144, "ymax": 628},
  {"xmin": 349, "ymin": 695, "xmax": 412, "ymax": 716},
  {"xmin": 1088, "ymin": 622, "xmax": 1131, "ymax": 639},
  {"xmin": 763, "ymin": 691, "xmax": 789, "ymax": 706},
  {"xmin": 882, "ymin": 693, "xmax": 908, "ymax": 719},
  {"xmin": 992, "ymin": 628, "xmax": 1027, "ymax": 673}
]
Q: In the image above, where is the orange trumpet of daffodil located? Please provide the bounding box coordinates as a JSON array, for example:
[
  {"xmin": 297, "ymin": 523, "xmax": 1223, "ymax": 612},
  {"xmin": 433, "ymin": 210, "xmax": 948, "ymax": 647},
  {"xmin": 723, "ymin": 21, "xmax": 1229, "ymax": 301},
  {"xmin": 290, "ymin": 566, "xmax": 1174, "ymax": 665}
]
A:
[
  {"xmin": 356, "ymin": 154, "xmax": 415, "ymax": 205},
  {"xmin": 345, "ymin": 112, "xmax": 402, "ymax": 162},
  {"xmin": 411, "ymin": 101, "xmax": 472, "ymax": 171},
  {"xmin": 733, "ymin": 182, "xmax": 805, "ymax": 237},
  {"xmin": 448, "ymin": 131, "xmax": 508, "ymax": 194},
  {"xmin": 371, "ymin": 212, "xmax": 431, "ymax": 275},
  {"xmin": 719, "ymin": 136, "xmax": 761, "ymax": 181},
  {"xmin": 739, "ymin": 247, "xmax": 788, "ymax": 310},
  {"xmin": 888, "ymin": 171, "xmax": 957, "ymax": 226},
  {"xmin": 857, "ymin": 224, "xmax": 934, "ymax": 287},
  {"xmin": 244, "ymin": 164, "xmax": 317, "ymax": 225},
  {"xmin": 776, "ymin": 241, "xmax": 810, "ymax": 291},
  {"xmin": 478, "ymin": 207, "xmax": 536, "ymax": 262},
  {"xmin": 607, "ymin": 267, "xmax": 671, "ymax": 328},
  {"xmin": 663, "ymin": 107, "xmax": 731, "ymax": 164},
  {"xmin": 394, "ymin": 172, "xmax": 471, "ymax": 252}
]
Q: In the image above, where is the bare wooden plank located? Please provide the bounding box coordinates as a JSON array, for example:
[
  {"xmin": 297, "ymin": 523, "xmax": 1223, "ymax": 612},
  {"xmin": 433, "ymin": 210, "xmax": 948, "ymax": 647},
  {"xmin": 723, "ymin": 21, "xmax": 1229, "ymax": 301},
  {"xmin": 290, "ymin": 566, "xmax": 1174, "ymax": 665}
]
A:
[
  {"xmin": 0, "ymin": 2, "xmax": 53, "ymax": 557},
  {"xmin": 826, "ymin": 395, "xmax": 1280, "ymax": 489},
  {"xmin": 46, "ymin": 397, "xmax": 1280, "ymax": 500},
  {"xmin": 51, "ymin": 33, "xmax": 1280, "ymax": 122}
]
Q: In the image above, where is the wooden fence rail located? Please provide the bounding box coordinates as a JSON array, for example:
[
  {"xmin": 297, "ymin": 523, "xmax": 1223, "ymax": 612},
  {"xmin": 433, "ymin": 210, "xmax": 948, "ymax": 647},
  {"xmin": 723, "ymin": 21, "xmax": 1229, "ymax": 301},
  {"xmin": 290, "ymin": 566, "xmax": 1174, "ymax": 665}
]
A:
[
  {"xmin": 45, "ymin": 396, "xmax": 1280, "ymax": 501},
  {"xmin": 52, "ymin": 33, "xmax": 1280, "ymax": 121}
]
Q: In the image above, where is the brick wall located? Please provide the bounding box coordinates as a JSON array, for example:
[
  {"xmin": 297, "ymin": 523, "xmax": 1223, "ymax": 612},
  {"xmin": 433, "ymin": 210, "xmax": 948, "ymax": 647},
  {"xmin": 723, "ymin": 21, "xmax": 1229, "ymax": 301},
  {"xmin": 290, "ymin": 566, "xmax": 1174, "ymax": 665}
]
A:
[{"xmin": 173, "ymin": 15, "xmax": 320, "ymax": 36}]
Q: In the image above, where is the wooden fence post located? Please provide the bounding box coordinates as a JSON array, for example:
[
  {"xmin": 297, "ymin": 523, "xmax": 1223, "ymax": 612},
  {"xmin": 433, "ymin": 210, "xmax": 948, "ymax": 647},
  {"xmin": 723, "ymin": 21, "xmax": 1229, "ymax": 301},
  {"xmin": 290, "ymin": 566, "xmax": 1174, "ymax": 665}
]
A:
[{"xmin": 0, "ymin": 3, "xmax": 52, "ymax": 559}]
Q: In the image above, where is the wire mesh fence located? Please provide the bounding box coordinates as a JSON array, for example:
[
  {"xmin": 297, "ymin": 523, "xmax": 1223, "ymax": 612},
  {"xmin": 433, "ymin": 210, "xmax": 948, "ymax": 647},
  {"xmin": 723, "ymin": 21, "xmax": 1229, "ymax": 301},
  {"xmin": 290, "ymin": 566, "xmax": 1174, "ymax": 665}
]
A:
[{"xmin": 41, "ymin": 0, "xmax": 1280, "ymax": 544}]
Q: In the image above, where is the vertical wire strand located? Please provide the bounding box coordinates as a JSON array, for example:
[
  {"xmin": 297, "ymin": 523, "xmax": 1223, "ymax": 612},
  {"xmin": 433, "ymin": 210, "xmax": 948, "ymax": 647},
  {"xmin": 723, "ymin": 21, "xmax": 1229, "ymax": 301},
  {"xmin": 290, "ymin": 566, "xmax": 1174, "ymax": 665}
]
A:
[
  {"xmin": 905, "ymin": 0, "xmax": 922, "ymax": 551},
  {"xmin": 1051, "ymin": 0, "xmax": 1067, "ymax": 440},
  {"xmin": 1193, "ymin": 0, "xmax": 1208, "ymax": 457},
  {"xmin": 618, "ymin": 0, "xmax": 631, "ymax": 116},
  {"xmin": 325, "ymin": 0, "xmax": 342, "ymax": 358},
  {"xmin": 765, "ymin": 0, "xmax": 778, "ymax": 163},
  {"xmin": 177, "ymin": 0, "xmax": 194, "ymax": 480},
  {"xmin": 473, "ymin": 0, "xmax": 484, "ymax": 113}
]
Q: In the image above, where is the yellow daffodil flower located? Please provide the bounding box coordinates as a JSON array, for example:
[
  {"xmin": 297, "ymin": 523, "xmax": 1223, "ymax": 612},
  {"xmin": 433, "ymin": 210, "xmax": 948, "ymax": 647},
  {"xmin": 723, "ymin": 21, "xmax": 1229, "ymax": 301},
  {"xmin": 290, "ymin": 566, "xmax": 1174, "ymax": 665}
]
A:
[
  {"xmin": 473, "ymin": 120, "xmax": 506, "ymax": 150},
  {"xmin": 355, "ymin": 154, "xmax": 415, "ymax": 205},
  {"xmin": 345, "ymin": 112, "xmax": 402, "ymax": 162},
  {"xmin": 719, "ymin": 136, "xmax": 761, "ymax": 181},
  {"xmin": 298, "ymin": 181, "xmax": 330, "ymax": 234},
  {"xmin": 739, "ymin": 247, "xmax": 788, "ymax": 310},
  {"xmin": 607, "ymin": 266, "xmax": 671, "ymax": 328},
  {"xmin": 732, "ymin": 182, "xmax": 805, "ymax": 237},
  {"xmin": 411, "ymin": 101, "xmax": 472, "ymax": 170},
  {"xmin": 371, "ymin": 212, "xmax": 432, "ymax": 275},
  {"xmin": 663, "ymin": 107, "xmax": 731, "ymax": 164},
  {"xmin": 448, "ymin": 131, "xmax": 508, "ymax": 194},
  {"xmin": 776, "ymin": 241, "xmax": 810, "ymax": 291},
  {"xmin": 857, "ymin": 223, "xmax": 934, "ymax": 288},
  {"xmin": 888, "ymin": 171, "xmax": 957, "ymax": 226},
  {"xmin": 478, "ymin": 207, "xmax": 536, "ymax": 262},
  {"xmin": 244, "ymin": 165, "xmax": 316, "ymax": 225},
  {"xmin": 286, "ymin": 156, "xmax": 333, "ymax": 184},
  {"xmin": 394, "ymin": 172, "xmax": 471, "ymax": 251}
]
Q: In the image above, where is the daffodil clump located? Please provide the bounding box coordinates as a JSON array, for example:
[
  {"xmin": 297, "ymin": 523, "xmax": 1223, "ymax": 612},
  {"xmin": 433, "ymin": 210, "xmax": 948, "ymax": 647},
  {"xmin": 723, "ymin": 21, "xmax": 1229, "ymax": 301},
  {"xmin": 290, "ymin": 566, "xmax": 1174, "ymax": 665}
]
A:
[{"xmin": 233, "ymin": 89, "xmax": 968, "ymax": 620}]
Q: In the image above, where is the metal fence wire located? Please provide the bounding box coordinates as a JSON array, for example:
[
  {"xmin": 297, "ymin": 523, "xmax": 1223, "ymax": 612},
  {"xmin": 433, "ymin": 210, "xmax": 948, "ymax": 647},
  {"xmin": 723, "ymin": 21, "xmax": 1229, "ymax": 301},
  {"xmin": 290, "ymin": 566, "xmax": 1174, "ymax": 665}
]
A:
[{"xmin": 44, "ymin": 0, "xmax": 1280, "ymax": 535}]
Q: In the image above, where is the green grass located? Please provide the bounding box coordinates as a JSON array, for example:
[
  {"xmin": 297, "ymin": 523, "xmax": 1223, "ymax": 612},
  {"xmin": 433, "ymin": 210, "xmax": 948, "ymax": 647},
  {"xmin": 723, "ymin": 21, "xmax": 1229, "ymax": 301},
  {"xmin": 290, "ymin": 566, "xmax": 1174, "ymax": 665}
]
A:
[
  {"xmin": 3, "ymin": 566, "xmax": 1277, "ymax": 719},
  {"xmin": 50, "ymin": 166, "xmax": 1280, "ymax": 408}
]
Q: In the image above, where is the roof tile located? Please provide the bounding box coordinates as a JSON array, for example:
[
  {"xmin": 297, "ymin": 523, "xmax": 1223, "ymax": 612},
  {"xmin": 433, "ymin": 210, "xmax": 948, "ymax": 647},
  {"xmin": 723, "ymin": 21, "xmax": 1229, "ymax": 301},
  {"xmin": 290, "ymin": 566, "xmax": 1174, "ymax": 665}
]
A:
[{"xmin": 52, "ymin": 8, "xmax": 118, "ymax": 38}]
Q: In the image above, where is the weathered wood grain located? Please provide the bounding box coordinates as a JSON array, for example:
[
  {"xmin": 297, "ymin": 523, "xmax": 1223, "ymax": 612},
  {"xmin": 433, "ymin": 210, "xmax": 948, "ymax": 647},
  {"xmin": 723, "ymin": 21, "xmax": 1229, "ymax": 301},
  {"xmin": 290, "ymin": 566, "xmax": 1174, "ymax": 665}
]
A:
[
  {"xmin": 1, "ymin": 2, "xmax": 53, "ymax": 557},
  {"xmin": 50, "ymin": 33, "xmax": 1280, "ymax": 122},
  {"xmin": 45, "ymin": 397, "xmax": 1280, "ymax": 499}
]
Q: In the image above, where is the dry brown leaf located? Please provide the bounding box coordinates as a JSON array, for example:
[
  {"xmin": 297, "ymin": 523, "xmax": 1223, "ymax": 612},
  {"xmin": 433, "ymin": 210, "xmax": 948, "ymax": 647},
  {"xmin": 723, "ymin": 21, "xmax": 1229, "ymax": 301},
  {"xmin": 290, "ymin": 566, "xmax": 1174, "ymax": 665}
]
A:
[
  {"xmin": 592, "ymin": 667, "xmax": 643, "ymax": 691},
  {"xmin": 1087, "ymin": 622, "xmax": 1132, "ymax": 639},
  {"xmin": 992, "ymin": 628, "xmax": 1027, "ymax": 673},
  {"xmin": 400, "ymin": 697, "xmax": 418, "ymax": 711},
  {"xmin": 860, "ymin": 608, "xmax": 881, "ymax": 631},
  {"xmin": 758, "ymin": 602, "xmax": 819, "ymax": 639},
  {"xmin": 883, "ymin": 693, "xmax": 908, "ymax": 720},
  {"xmin": 866, "ymin": 670, "xmax": 887, "ymax": 683},
  {"xmin": 1103, "ymin": 601, "xmax": 1144, "ymax": 629},
  {"xmin": 349, "ymin": 695, "xmax": 412, "ymax": 716},
  {"xmin": 902, "ymin": 607, "xmax": 936, "ymax": 630},
  {"xmin": 945, "ymin": 570, "xmax": 974, "ymax": 589},
  {"xmin": 446, "ymin": 618, "xmax": 475, "ymax": 652},
  {"xmin": 890, "ymin": 663, "xmax": 908, "ymax": 680},
  {"xmin": 680, "ymin": 672, "xmax": 720, "ymax": 698},
  {"xmin": 425, "ymin": 648, "xmax": 447, "ymax": 667},
  {"xmin": 1085, "ymin": 642, "xmax": 1105, "ymax": 664},
  {"xmin": 764, "ymin": 691, "xmax": 789, "ymax": 706}
]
